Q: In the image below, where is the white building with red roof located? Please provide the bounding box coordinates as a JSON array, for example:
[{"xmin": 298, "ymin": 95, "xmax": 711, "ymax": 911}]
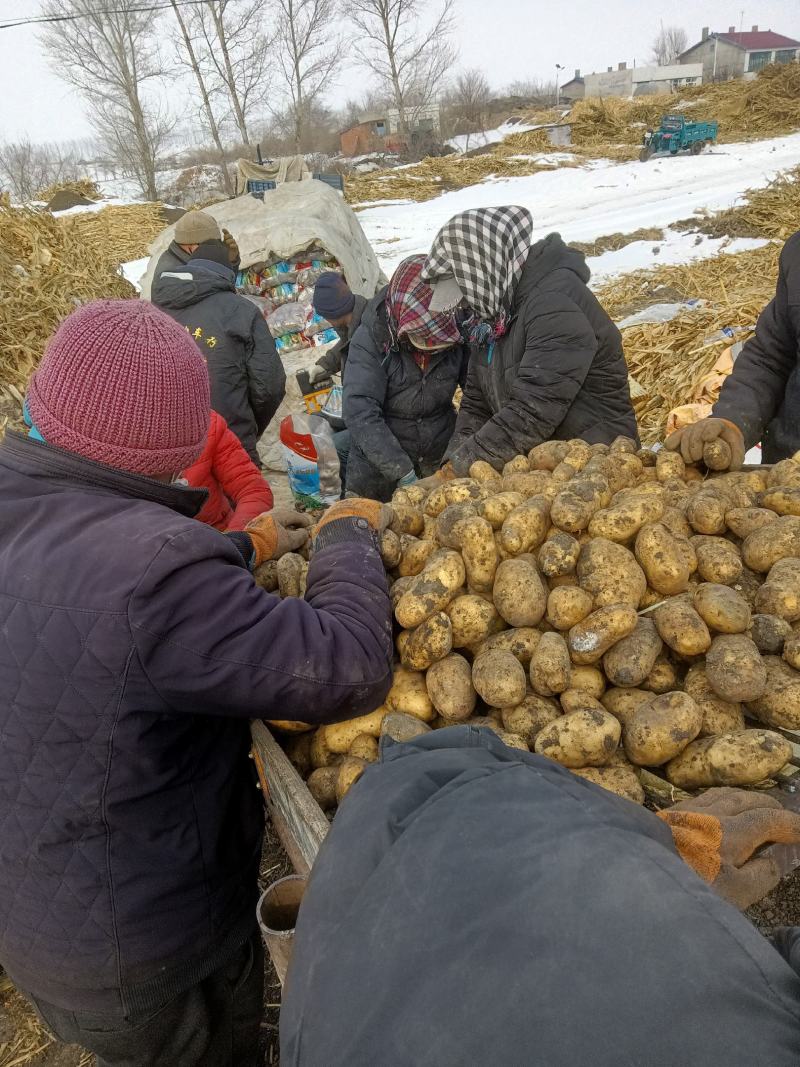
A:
[{"xmin": 679, "ymin": 25, "xmax": 800, "ymax": 83}]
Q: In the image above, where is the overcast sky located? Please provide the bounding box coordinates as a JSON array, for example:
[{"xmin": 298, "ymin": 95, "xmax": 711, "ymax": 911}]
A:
[{"xmin": 0, "ymin": 0, "xmax": 797, "ymax": 145}]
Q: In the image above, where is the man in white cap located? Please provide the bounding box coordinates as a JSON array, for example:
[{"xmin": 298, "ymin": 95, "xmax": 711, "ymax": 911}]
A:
[{"xmin": 154, "ymin": 210, "xmax": 223, "ymax": 280}]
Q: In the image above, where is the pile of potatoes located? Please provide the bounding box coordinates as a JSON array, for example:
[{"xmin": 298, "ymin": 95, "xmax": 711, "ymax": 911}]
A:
[{"xmin": 275, "ymin": 438, "xmax": 800, "ymax": 811}]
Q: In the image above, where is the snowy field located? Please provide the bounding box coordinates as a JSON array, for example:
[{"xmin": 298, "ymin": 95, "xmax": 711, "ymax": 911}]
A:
[{"xmin": 358, "ymin": 132, "xmax": 800, "ymax": 276}]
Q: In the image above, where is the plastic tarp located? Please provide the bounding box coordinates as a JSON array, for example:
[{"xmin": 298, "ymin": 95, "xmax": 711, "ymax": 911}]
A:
[
  {"xmin": 234, "ymin": 155, "xmax": 311, "ymax": 195},
  {"xmin": 140, "ymin": 179, "xmax": 386, "ymax": 300}
]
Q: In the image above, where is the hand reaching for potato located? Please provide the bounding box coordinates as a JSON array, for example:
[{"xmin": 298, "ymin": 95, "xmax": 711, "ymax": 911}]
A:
[
  {"xmin": 659, "ymin": 788, "xmax": 800, "ymax": 909},
  {"xmin": 664, "ymin": 417, "xmax": 746, "ymax": 471}
]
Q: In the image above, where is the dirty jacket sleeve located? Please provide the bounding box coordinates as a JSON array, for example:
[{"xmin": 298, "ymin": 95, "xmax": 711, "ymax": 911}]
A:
[
  {"xmin": 129, "ymin": 519, "xmax": 393, "ymax": 724},
  {"xmin": 713, "ymin": 242, "xmax": 797, "ymax": 448},
  {"xmin": 447, "ymin": 294, "xmax": 597, "ymax": 474},
  {"xmin": 446, "ymin": 355, "xmax": 493, "ymax": 467},
  {"xmin": 213, "ymin": 419, "xmax": 274, "ymax": 529},
  {"xmin": 242, "ymin": 307, "xmax": 286, "ymax": 436},
  {"xmin": 343, "ymin": 331, "xmax": 415, "ymax": 483}
]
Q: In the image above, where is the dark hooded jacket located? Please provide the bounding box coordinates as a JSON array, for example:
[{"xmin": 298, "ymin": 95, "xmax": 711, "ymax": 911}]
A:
[
  {"xmin": 314, "ymin": 293, "xmax": 369, "ymax": 379},
  {"xmin": 714, "ymin": 231, "xmax": 800, "ymax": 462},
  {"xmin": 0, "ymin": 431, "xmax": 392, "ymax": 1017},
  {"xmin": 152, "ymin": 261, "xmax": 285, "ymax": 465},
  {"xmin": 446, "ymin": 234, "xmax": 638, "ymax": 474},
  {"xmin": 343, "ymin": 291, "xmax": 469, "ymax": 501},
  {"xmin": 153, "ymin": 240, "xmax": 192, "ymax": 280},
  {"xmin": 281, "ymin": 727, "xmax": 800, "ymax": 1066}
]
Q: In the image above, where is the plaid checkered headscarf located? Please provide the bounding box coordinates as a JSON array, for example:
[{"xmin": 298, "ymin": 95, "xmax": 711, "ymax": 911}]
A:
[
  {"xmin": 386, "ymin": 255, "xmax": 461, "ymax": 350},
  {"xmin": 421, "ymin": 206, "xmax": 534, "ymax": 337}
]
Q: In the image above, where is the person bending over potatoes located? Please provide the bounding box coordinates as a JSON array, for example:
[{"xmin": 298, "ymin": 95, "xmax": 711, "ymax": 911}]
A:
[
  {"xmin": 0, "ymin": 300, "xmax": 393, "ymax": 1067},
  {"xmin": 281, "ymin": 728, "xmax": 800, "ymax": 1066},
  {"xmin": 417, "ymin": 205, "xmax": 638, "ymax": 482}
]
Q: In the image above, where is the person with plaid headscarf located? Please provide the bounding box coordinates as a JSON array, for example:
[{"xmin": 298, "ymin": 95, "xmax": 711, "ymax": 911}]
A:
[
  {"xmin": 342, "ymin": 255, "xmax": 469, "ymax": 501},
  {"xmin": 419, "ymin": 206, "xmax": 638, "ymax": 477}
]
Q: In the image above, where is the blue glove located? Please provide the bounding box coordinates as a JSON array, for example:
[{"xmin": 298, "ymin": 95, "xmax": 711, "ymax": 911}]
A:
[{"xmin": 397, "ymin": 470, "xmax": 418, "ymax": 488}]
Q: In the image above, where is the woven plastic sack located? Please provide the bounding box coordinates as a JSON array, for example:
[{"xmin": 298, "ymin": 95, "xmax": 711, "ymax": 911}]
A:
[
  {"xmin": 280, "ymin": 412, "xmax": 341, "ymax": 508},
  {"xmin": 267, "ymin": 302, "xmax": 307, "ymax": 338}
]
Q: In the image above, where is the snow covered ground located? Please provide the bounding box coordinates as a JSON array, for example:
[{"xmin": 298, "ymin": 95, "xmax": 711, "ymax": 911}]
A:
[
  {"xmin": 359, "ymin": 132, "xmax": 800, "ymax": 276},
  {"xmin": 446, "ymin": 121, "xmax": 538, "ymax": 154}
]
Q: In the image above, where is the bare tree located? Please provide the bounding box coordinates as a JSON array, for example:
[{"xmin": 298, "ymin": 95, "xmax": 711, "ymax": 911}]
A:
[
  {"xmin": 650, "ymin": 25, "xmax": 689, "ymax": 66},
  {"xmin": 273, "ymin": 0, "xmax": 338, "ymax": 152},
  {"xmin": 170, "ymin": 0, "xmax": 233, "ymax": 194},
  {"xmin": 0, "ymin": 140, "xmax": 84, "ymax": 202},
  {"xmin": 41, "ymin": 0, "xmax": 171, "ymax": 201},
  {"xmin": 505, "ymin": 77, "xmax": 558, "ymax": 105},
  {"xmin": 444, "ymin": 68, "xmax": 491, "ymax": 131},
  {"xmin": 346, "ymin": 0, "xmax": 455, "ymax": 136},
  {"xmin": 186, "ymin": 1, "xmax": 272, "ymax": 147}
]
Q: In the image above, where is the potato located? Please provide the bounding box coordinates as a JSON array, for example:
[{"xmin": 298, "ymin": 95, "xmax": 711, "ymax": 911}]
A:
[
  {"xmin": 610, "ymin": 435, "xmax": 638, "ymax": 455},
  {"xmin": 323, "ymin": 706, "xmax": 387, "ymax": 753},
  {"xmin": 381, "ymin": 711, "xmax": 432, "ymax": 743},
  {"xmin": 760, "ymin": 485, "xmax": 800, "ymax": 516},
  {"xmin": 692, "ymin": 583, "xmax": 751, "ymax": 634},
  {"xmin": 397, "ymin": 536, "xmax": 436, "ymax": 577},
  {"xmin": 457, "ymin": 516, "xmax": 500, "ymax": 591},
  {"xmin": 478, "ymin": 492, "xmax": 525, "ymax": 529},
  {"xmin": 560, "ymin": 689, "xmax": 606, "ymax": 715},
  {"xmin": 686, "ymin": 489, "xmax": 729, "ymax": 536},
  {"xmin": 501, "ymin": 693, "xmax": 560, "ymax": 744},
  {"xmin": 654, "ymin": 598, "xmax": 711, "ymax": 656},
  {"xmin": 577, "ymin": 538, "xmax": 646, "ymax": 608},
  {"xmin": 643, "ymin": 654, "xmax": 679, "ymax": 694},
  {"xmin": 390, "ymin": 504, "xmax": 425, "ymax": 537},
  {"xmin": 472, "ymin": 649, "xmax": 528, "ymax": 708},
  {"xmin": 768, "ymin": 459, "xmax": 800, "ymax": 488},
  {"xmin": 637, "ymin": 447, "xmax": 657, "ymax": 467},
  {"xmin": 503, "ymin": 454, "xmax": 530, "ymax": 476},
  {"xmin": 500, "ymin": 496, "xmax": 551, "ymax": 554},
  {"xmin": 666, "ymin": 730, "xmax": 792, "ymax": 789},
  {"xmin": 658, "ymin": 506, "xmax": 692, "ymax": 539},
  {"xmin": 401, "ymin": 611, "xmax": 453, "ymax": 671},
  {"xmin": 655, "ymin": 450, "xmax": 685, "ymax": 482},
  {"xmin": 705, "ymin": 634, "xmax": 767, "ymax": 703},
  {"xmin": 568, "ymin": 604, "xmax": 638, "ymax": 665},
  {"xmin": 634, "ymin": 522, "xmax": 691, "ymax": 595},
  {"xmin": 285, "ymin": 732, "xmax": 314, "ymax": 777},
  {"xmin": 784, "ymin": 632, "xmax": 800, "ymax": 671},
  {"xmin": 253, "ymin": 559, "xmax": 278, "ymax": 591},
  {"xmin": 588, "ymin": 494, "xmax": 664, "ymax": 543},
  {"xmin": 426, "ymin": 653, "xmax": 477, "ymax": 722},
  {"xmin": 492, "ymin": 557, "xmax": 547, "ymax": 627},
  {"xmin": 530, "ymin": 632, "xmax": 572, "ymax": 696},
  {"xmin": 476, "ymin": 627, "xmax": 541, "ymax": 666},
  {"xmin": 347, "ymin": 733, "xmax": 378, "ymax": 763},
  {"xmin": 550, "ymin": 480, "xmax": 606, "ymax": 533},
  {"xmin": 749, "ymin": 613, "xmax": 793, "ymax": 654},
  {"xmin": 390, "ymin": 576, "xmax": 415, "ymax": 608},
  {"xmin": 310, "ymin": 727, "xmax": 338, "ymax": 769},
  {"xmin": 571, "ymin": 764, "xmax": 645, "ymax": 804},
  {"xmin": 529, "ymin": 441, "xmax": 570, "ymax": 470},
  {"xmin": 755, "ymin": 558, "xmax": 800, "ymax": 622},
  {"xmin": 730, "ymin": 566, "xmax": 763, "ymax": 609},
  {"xmin": 502, "ymin": 471, "xmax": 556, "ymax": 499},
  {"xmin": 307, "ymin": 766, "xmax": 339, "ymax": 810},
  {"xmin": 495, "ymin": 731, "xmax": 529, "ymax": 751},
  {"xmin": 601, "ymin": 687, "xmax": 651, "ymax": 727},
  {"xmin": 336, "ymin": 756, "xmax": 368, "ymax": 803},
  {"xmin": 683, "ymin": 663, "xmax": 745, "ymax": 736},
  {"xmin": 742, "ymin": 516, "xmax": 800, "ymax": 572},
  {"xmin": 386, "ymin": 667, "xmax": 436, "ymax": 721},
  {"xmin": 469, "ymin": 459, "xmax": 501, "ymax": 483},
  {"xmin": 395, "ymin": 549, "xmax": 465, "ymax": 628},
  {"xmin": 435, "ymin": 503, "xmax": 477, "ymax": 548},
  {"xmin": 602, "ymin": 617, "xmax": 662, "ymax": 688},
  {"xmin": 746, "ymin": 656, "xmax": 800, "ymax": 729},
  {"xmin": 393, "ymin": 484, "xmax": 428, "ymax": 508},
  {"xmin": 692, "ymin": 536, "xmax": 743, "ymax": 584},
  {"xmin": 424, "ymin": 479, "xmax": 481, "ymax": 517},
  {"xmin": 535, "ymin": 708, "xmax": 621, "ymax": 768},
  {"xmin": 379, "ymin": 528, "xmax": 402, "ymax": 568},
  {"xmin": 725, "ymin": 507, "xmax": 778, "ymax": 539},
  {"xmin": 446, "ymin": 594, "xmax": 502, "ymax": 648},
  {"xmin": 538, "ymin": 531, "xmax": 581, "ymax": 577},
  {"xmin": 277, "ymin": 553, "xmax": 307, "ymax": 598},
  {"xmin": 268, "ymin": 718, "xmax": 314, "ymax": 734},
  {"xmin": 547, "ymin": 586, "xmax": 594, "ymax": 631},
  {"xmin": 623, "ymin": 691, "xmax": 703, "ymax": 766},
  {"xmin": 569, "ymin": 665, "xmax": 606, "ymax": 699},
  {"xmin": 702, "ymin": 438, "xmax": 731, "ymax": 471}
]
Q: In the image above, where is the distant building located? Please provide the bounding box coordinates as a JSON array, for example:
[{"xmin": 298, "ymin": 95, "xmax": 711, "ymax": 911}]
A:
[
  {"xmin": 679, "ymin": 26, "xmax": 800, "ymax": 83},
  {"xmin": 339, "ymin": 114, "xmax": 388, "ymax": 158},
  {"xmin": 583, "ymin": 62, "xmax": 702, "ymax": 99},
  {"xmin": 339, "ymin": 104, "xmax": 442, "ymax": 157},
  {"xmin": 385, "ymin": 103, "xmax": 442, "ymax": 137},
  {"xmin": 560, "ymin": 70, "xmax": 585, "ymax": 102}
]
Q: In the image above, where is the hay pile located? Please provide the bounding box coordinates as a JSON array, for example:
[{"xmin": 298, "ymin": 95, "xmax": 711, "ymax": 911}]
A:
[
  {"xmin": 677, "ymin": 165, "xmax": 800, "ymax": 240},
  {"xmin": 596, "ymin": 243, "xmax": 781, "ymax": 442},
  {"xmin": 569, "ymin": 95, "xmax": 671, "ymax": 146},
  {"xmin": 36, "ymin": 177, "xmax": 102, "ymax": 203},
  {"xmin": 61, "ymin": 202, "xmax": 166, "ymax": 265},
  {"xmin": 572, "ymin": 227, "xmax": 664, "ymax": 256}
]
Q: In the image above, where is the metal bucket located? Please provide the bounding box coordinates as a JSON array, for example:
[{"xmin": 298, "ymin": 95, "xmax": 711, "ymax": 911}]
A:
[{"xmin": 257, "ymin": 874, "xmax": 307, "ymax": 984}]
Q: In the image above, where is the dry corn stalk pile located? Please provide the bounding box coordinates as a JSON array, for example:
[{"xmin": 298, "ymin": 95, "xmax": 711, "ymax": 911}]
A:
[
  {"xmin": 677, "ymin": 165, "xmax": 800, "ymax": 241},
  {"xmin": 36, "ymin": 177, "xmax": 102, "ymax": 202},
  {"xmin": 595, "ymin": 243, "xmax": 782, "ymax": 442},
  {"xmin": 572, "ymin": 227, "xmax": 664, "ymax": 257}
]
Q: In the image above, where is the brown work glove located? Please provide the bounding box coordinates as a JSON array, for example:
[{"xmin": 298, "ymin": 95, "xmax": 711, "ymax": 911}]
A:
[
  {"xmin": 222, "ymin": 228, "xmax": 241, "ymax": 269},
  {"xmin": 664, "ymin": 417, "xmax": 745, "ymax": 470},
  {"xmin": 246, "ymin": 509, "xmax": 313, "ymax": 565},
  {"xmin": 316, "ymin": 498, "xmax": 393, "ymax": 535},
  {"xmin": 415, "ymin": 461, "xmax": 457, "ymax": 491},
  {"xmin": 658, "ymin": 788, "xmax": 800, "ymax": 909}
]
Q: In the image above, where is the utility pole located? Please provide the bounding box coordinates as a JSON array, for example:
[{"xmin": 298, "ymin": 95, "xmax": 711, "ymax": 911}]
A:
[{"xmin": 555, "ymin": 63, "xmax": 564, "ymax": 106}]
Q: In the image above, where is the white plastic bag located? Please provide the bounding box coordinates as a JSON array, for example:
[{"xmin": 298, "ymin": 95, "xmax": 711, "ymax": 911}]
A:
[{"xmin": 279, "ymin": 412, "xmax": 341, "ymax": 508}]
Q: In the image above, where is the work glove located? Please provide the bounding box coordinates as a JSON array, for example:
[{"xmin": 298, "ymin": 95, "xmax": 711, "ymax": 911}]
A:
[
  {"xmin": 414, "ymin": 461, "xmax": 457, "ymax": 491},
  {"xmin": 397, "ymin": 470, "xmax": 419, "ymax": 488},
  {"xmin": 221, "ymin": 228, "xmax": 241, "ymax": 271},
  {"xmin": 308, "ymin": 364, "xmax": 332, "ymax": 386},
  {"xmin": 658, "ymin": 788, "xmax": 800, "ymax": 909},
  {"xmin": 316, "ymin": 498, "xmax": 394, "ymax": 536},
  {"xmin": 664, "ymin": 417, "xmax": 745, "ymax": 470},
  {"xmin": 246, "ymin": 508, "xmax": 313, "ymax": 565}
]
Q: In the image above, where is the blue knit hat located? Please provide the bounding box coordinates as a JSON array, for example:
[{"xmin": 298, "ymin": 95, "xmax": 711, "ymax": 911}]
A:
[{"xmin": 312, "ymin": 272, "xmax": 355, "ymax": 320}]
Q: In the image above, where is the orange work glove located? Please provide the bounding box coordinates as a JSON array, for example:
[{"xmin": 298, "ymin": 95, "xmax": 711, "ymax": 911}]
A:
[
  {"xmin": 315, "ymin": 498, "xmax": 393, "ymax": 535},
  {"xmin": 246, "ymin": 508, "xmax": 312, "ymax": 565},
  {"xmin": 664, "ymin": 417, "xmax": 745, "ymax": 470},
  {"xmin": 658, "ymin": 788, "xmax": 800, "ymax": 909},
  {"xmin": 414, "ymin": 461, "xmax": 457, "ymax": 492}
]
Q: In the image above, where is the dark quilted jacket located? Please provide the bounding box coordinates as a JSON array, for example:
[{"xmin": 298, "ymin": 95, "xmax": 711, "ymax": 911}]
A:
[
  {"xmin": 0, "ymin": 432, "xmax": 392, "ymax": 1015},
  {"xmin": 446, "ymin": 234, "xmax": 638, "ymax": 474}
]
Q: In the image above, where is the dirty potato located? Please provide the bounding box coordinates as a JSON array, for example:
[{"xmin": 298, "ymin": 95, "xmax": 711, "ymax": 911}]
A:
[
  {"xmin": 576, "ymin": 538, "xmax": 647, "ymax": 608},
  {"xmin": 666, "ymin": 730, "xmax": 792, "ymax": 789},
  {"xmin": 693, "ymin": 583, "xmax": 751, "ymax": 633},
  {"xmin": 623, "ymin": 691, "xmax": 703, "ymax": 766},
  {"xmin": 472, "ymin": 649, "xmax": 528, "ymax": 708},
  {"xmin": 534, "ymin": 708, "xmax": 621, "ymax": 768},
  {"xmin": 426, "ymin": 653, "xmax": 477, "ymax": 722},
  {"xmin": 705, "ymin": 634, "xmax": 767, "ymax": 703},
  {"xmin": 634, "ymin": 522, "xmax": 691, "ymax": 595},
  {"xmin": 501, "ymin": 693, "xmax": 561, "ymax": 745},
  {"xmin": 493, "ymin": 556, "xmax": 547, "ymax": 627},
  {"xmin": 653, "ymin": 598, "xmax": 712, "ymax": 656},
  {"xmin": 530, "ymin": 632, "xmax": 572, "ymax": 696},
  {"xmin": 602, "ymin": 617, "xmax": 663, "ymax": 688},
  {"xmin": 401, "ymin": 612, "xmax": 453, "ymax": 671},
  {"xmin": 547, "ymin": 586, "xmax": 594, "ymax": 631},
  {"xmin": 567, "ymin": 604, "xmax": 639, "ymax": 665},
  {"xmin": 395, "ymin": 549, "xmax": 466, "ymax": 629}
]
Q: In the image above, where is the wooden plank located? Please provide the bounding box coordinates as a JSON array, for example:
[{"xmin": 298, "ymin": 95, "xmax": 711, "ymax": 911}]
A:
[{"xmin": 250, "ymin": 721, "xmax": 329, "ymax": 874}]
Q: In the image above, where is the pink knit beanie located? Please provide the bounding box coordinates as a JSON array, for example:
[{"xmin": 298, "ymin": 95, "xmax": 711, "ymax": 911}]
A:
[{"xmin": 28, "ymin": 300, "xmax": 210, "ymax": 477}]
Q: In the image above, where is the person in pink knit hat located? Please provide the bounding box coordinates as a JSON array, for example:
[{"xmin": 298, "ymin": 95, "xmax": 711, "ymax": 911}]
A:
[{"xmin": 0, "ymin": 299, "xmax": 393, "ymax": 1067}]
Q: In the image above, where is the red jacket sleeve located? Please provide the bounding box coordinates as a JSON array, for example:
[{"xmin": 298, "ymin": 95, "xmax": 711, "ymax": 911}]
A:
[{"xmin": 213, "ymin": 418, "xmax": 274, "ymax": 529}]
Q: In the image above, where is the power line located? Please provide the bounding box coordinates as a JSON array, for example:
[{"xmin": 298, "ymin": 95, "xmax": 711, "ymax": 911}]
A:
[{"xmin": 0, "ymin": 0, "xmax": 233, "ymax": 31}]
